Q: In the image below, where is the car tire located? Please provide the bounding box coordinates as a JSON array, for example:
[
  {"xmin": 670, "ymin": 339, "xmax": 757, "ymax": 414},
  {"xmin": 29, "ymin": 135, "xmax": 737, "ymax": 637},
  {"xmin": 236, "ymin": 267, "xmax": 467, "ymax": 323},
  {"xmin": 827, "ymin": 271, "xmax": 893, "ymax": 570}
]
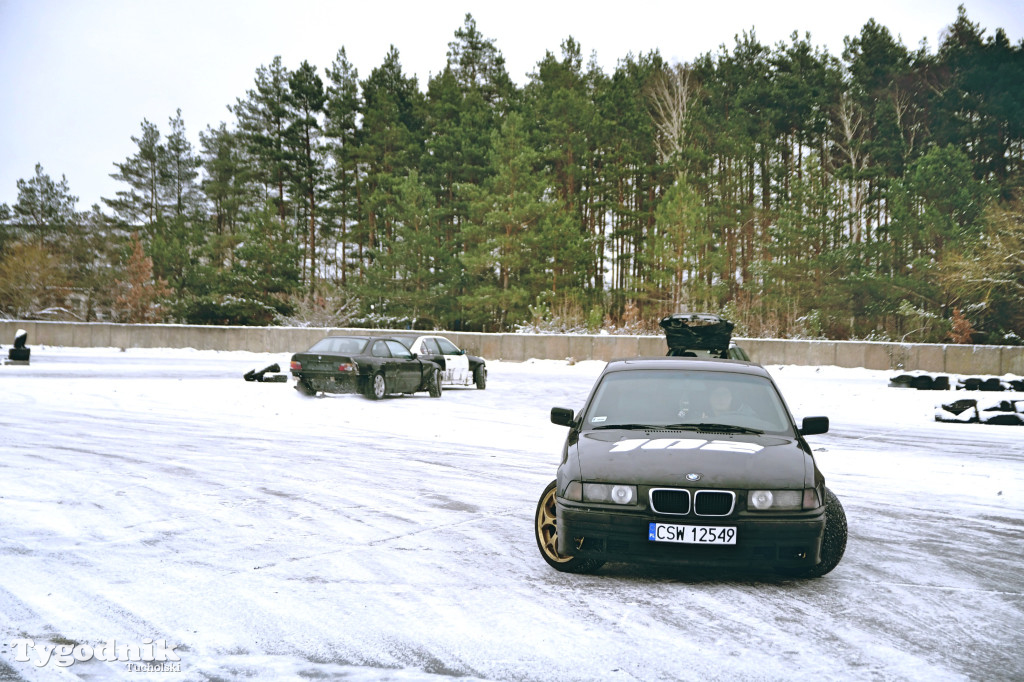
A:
[
  {"xmin": 801, "ymin": 487, "xmax": 848, "ymax": 578},
  {"xmin": 367, "ymin": 372, "xmax": 387, "ymax": 400},
  {"xmin": 428, "ymin": 368, "xmax": 442, "ymax": 398},
  {"xmin": 474, "ymin": 365, "xmax": 487, "ymax": 390},
  {"xmin": 534, "ymin": 480, "xmax": 604, "ymax": 574},
  {"xmin": 295, "ymin": 379, "xmax": 316, "ymax": 396}
]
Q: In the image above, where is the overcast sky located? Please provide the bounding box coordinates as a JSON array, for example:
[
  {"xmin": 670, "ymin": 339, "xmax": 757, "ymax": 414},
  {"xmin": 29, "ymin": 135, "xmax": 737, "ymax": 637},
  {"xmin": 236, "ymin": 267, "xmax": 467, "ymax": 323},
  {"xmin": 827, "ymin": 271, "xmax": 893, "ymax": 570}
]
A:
[{"xmin": 1, "ymin": 0, "xmax": 1021, "ymax": 211}]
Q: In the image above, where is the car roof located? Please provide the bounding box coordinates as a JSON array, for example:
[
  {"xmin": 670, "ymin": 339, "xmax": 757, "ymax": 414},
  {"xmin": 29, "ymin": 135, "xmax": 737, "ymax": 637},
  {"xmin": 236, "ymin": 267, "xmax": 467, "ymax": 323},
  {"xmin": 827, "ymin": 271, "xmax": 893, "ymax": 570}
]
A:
[
  {"xmin": 315, "ymin": 335, "xmax": 410, "ymax": 346},
  {"xmin": 602, "ymin": 356, "xmax": 769, "ymax": 378},
  {"xmin": 319, "ymin": 335, "xmax": 411, "ymax": 341},
  {"xmin": 390, "ymin": 335, "xmax": 421, "ymax": 345}
]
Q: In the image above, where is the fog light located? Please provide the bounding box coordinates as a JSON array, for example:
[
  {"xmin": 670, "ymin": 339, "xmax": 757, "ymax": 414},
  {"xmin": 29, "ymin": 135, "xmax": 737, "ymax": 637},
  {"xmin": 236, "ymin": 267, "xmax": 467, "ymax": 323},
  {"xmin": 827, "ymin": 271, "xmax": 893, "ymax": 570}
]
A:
[
  {"xmin": 582, "ymin": 483, "xmax": 638, "ymax": 505},
  {"xmin": 750, "ymin": 490, "xmax": 774, "ymax": 510},
  {"xmin": 610, "ymin": 485, "xmax": 634, "ymax": 504}
]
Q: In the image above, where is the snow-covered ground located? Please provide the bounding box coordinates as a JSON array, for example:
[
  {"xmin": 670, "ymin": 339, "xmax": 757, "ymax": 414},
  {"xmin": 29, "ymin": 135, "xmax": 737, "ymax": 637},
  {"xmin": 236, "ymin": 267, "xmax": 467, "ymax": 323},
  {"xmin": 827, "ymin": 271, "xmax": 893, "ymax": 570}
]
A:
[{"xmin": 1, "ymin": 347, "xmax": 1022, "ymax": 682}]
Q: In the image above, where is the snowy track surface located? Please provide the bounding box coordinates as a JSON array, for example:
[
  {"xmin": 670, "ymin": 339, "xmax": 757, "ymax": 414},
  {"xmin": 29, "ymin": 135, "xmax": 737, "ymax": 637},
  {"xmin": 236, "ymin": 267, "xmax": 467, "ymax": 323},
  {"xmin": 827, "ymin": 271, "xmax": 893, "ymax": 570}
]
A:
[{"xmin": 1, "ymin": 348, "xmax": 1022, "ymax": 681}]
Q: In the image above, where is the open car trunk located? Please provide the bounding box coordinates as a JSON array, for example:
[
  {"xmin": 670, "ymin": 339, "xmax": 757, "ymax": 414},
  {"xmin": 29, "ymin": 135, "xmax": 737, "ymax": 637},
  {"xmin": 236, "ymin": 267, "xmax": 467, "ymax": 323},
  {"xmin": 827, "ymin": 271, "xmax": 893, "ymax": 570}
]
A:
[{"xmin": 659, "ymin": 312, "xmax": 735, "ymax": 357}]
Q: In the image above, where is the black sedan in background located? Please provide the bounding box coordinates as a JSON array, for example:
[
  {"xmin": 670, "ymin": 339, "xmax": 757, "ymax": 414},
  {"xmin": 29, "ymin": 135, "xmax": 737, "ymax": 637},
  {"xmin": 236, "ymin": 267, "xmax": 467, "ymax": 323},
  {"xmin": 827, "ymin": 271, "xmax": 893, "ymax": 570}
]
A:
[{"xmin": 289, "ymin": 336, "xmax": 443, "ymax": 399}]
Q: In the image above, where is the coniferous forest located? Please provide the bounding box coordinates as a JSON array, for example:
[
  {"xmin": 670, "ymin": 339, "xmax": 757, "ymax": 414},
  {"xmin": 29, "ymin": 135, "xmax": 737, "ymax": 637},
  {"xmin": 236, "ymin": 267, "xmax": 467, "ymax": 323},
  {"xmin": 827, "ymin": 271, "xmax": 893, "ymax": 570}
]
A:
[{"xmin": 2, "ymin": 8, "xmax": 1023, "ymax": 343}]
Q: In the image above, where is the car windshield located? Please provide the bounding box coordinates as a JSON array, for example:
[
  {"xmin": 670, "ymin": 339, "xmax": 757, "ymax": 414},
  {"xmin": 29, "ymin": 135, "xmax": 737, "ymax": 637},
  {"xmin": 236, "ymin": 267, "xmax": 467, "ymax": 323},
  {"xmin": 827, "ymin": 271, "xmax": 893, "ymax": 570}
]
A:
[
  {"xmin": 582, "ymin": 368, "xmax": 793, "ymax": 435},
  {"xmin": 307, "ymin": 337, "xmax": 369, "ymax": 355}
]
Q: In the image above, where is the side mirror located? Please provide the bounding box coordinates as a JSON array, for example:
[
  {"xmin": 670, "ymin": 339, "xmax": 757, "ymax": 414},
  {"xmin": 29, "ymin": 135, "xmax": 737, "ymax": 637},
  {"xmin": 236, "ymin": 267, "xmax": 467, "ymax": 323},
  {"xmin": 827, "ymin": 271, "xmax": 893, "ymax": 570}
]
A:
[
  {"xmin": 550, "ymin": 407, "xmax": 575, "ymax": 427},
  {"xmin": 799, "ymin": 416, "xmax": 829, "ymax": 436}
]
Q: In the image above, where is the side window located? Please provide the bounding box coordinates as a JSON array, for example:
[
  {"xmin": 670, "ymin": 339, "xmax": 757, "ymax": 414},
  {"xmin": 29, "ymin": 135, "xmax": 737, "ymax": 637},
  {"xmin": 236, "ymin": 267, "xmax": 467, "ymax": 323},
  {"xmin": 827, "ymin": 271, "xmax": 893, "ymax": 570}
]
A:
[
  {"xmin": 436, "ymin": 337, "xmax": 460, "ymax": 355},
  {"xmin": 420, "ymin": 338, "xmax": 441, "ymax": 354},
  {"xmin": 372, "ymin": 340, "xmax": 391, "ymax": 358},
  {"xmin": 385, "ymin": 340, "xmax": 413, "ymax": 359}
]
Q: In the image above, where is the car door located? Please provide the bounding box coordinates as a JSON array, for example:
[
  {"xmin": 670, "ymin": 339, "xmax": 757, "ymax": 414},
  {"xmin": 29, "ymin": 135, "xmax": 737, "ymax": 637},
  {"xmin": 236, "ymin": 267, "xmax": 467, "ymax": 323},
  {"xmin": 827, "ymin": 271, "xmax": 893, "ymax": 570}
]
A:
[
  {"xmin": 385, "ymin": 339, "xmax": 421, "ymax": 392},
  {"xmin": 371, "ymin": 339, "xmax": 402, "ymax": 392},
  {"xmin": 412, "ymin": 337, "xmax": 444, "ymax": 380},
  {"xmin": 435, "ymin": 336, "xmax": 469, "ymax": 385}
]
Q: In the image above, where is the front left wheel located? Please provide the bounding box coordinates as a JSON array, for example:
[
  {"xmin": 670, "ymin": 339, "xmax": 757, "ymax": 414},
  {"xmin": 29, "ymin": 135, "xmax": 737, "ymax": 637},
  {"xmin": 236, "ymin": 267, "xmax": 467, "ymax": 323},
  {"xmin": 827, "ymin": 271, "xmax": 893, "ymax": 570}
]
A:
[
  {"xmin": 534, "ymin": 480, "xmax": 604, "ymax": 573},
  {"xmin": 474, "ymin": 365, "xmax": 487, "ymax": 390},
  {"xmin": 797, "ymin": 487, "xmax": 848, "ymax": 578}
]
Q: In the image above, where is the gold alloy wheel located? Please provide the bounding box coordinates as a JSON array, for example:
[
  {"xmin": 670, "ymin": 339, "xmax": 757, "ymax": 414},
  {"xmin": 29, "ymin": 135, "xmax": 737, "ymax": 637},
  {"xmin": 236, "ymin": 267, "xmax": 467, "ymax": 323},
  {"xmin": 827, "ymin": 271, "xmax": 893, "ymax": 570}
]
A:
[{"xmin": 536, "ymin": 484, "xmax": 572, "ymax": 563}]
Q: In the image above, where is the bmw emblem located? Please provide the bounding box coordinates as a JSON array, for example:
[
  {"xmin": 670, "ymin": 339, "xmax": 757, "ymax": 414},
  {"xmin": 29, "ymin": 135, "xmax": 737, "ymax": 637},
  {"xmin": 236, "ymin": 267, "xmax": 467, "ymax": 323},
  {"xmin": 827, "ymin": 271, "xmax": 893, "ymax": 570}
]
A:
[{"xmin": 686, "ymin": 473, "xmax": 702, "ymax": 481}]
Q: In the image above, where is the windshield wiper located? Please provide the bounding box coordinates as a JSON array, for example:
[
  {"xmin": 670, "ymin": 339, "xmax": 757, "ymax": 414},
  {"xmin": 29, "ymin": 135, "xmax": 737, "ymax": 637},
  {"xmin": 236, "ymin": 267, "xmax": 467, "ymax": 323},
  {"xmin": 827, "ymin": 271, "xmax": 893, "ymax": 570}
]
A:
[
  {"xmin": 592, "ymin": 422, "xmax": 764, "ymax": 435},
  {"xmin": 678, "ymin": 422, "xmax": 765, "ymax": 435},
  {"xmin": 591, "ymin": 423, "xmax": 668, "ymax": 431}
]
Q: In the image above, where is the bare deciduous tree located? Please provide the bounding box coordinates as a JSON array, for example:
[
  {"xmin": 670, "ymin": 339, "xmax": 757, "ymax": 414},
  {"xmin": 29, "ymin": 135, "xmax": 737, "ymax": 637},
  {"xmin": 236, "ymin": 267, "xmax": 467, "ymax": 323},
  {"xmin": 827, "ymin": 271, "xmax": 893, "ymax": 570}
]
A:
[{"xmin": 648, "ymin": 62, "xmax": 696, "ymax": 170}]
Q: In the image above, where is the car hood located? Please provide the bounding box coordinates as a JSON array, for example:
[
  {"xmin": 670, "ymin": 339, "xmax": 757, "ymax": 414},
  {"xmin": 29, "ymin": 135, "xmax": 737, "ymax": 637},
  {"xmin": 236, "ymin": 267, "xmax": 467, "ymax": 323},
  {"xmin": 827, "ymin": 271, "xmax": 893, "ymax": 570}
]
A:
[{"xmin": 572, "ymin": 429, "xmax": 813, "ymax": 488}]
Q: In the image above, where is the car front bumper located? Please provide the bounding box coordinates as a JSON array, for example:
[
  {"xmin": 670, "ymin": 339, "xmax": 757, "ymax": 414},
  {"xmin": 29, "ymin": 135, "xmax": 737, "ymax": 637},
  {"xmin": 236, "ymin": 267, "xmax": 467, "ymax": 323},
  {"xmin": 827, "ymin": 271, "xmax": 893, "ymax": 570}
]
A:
[{"xmin": 555, "ymin": 500, "xmax": 825, "ymax": 570}]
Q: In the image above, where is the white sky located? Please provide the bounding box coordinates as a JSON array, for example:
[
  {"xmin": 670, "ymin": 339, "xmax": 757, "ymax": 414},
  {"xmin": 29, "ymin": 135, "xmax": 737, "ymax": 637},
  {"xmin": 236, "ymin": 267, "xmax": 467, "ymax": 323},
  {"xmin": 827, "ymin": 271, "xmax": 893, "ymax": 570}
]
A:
[{"xmin": 1, "ymin": 0, "xmax": 1021, "ymax": 211}]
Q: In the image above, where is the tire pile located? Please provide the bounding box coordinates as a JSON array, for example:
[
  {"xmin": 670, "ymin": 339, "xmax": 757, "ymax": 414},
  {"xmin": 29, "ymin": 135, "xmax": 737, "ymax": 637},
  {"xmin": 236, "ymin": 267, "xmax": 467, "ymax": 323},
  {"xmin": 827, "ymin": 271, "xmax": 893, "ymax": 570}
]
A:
[
  {"xmin": 889, "ymin": 372, "xmax": 1024, "ymax": 392},
  {"xmin": 890, "ymin": 371, "xmax": 1024, "ymax": 425},
  {"xmin": 243, "ymin": 363, "xmax": 288, "ymax": 383}
]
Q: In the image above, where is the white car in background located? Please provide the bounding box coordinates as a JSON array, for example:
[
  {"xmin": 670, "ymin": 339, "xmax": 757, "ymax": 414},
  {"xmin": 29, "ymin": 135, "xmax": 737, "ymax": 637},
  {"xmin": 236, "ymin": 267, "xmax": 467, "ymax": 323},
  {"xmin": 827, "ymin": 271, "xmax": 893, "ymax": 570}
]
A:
[{"xmin": 395, "ymin": 335, "xmax": 487, "ymax": 389}]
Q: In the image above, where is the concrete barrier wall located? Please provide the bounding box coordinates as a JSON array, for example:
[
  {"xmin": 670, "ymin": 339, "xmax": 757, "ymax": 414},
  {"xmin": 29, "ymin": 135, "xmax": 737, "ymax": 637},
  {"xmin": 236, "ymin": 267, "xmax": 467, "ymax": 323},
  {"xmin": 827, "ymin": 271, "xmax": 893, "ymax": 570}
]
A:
[{"xmin": 2, "ymin": 320, "xmax": 1023, "ymax": 375}]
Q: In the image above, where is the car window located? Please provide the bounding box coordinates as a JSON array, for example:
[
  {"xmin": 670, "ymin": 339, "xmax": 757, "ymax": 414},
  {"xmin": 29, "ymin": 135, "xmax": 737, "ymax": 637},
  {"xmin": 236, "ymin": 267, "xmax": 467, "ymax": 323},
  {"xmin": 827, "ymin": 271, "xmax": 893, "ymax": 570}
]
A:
[
  {"xmin": 729, "ymin": 345, "xmax": 751, "ymax": 361},
  {"xmin": 372, "ymin": 340, "xmax": 392, "ymax": 358},
  {"xmin": 308, "ymin": 337, "xmax": 368, "ymax": 354},
  {"xmin": 436, "ymin": 337, "xmax": 460, "ymax": 355},
  {"xmin": 385, "ymin": 340, "xmax": 414, "ymax": 359},
  {"xmin": 583, "ymin": 369, "xmax": 792, "ymax": 435},
  {"xmin": 419, "ymin": 338, "xmax": 441, "ymax": 354}
]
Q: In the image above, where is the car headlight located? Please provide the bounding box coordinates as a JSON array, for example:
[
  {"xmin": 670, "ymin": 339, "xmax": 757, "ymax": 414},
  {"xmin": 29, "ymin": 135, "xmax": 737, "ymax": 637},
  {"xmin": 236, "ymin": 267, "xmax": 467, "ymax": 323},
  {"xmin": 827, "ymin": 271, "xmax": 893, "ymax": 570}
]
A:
[
  {"xmin": 583, "ymin": 483, "xmax": 637, "ymax": 505},
  {"xmin": 748, "ymin": 489, "xmax": 805, "ymax": 511}
]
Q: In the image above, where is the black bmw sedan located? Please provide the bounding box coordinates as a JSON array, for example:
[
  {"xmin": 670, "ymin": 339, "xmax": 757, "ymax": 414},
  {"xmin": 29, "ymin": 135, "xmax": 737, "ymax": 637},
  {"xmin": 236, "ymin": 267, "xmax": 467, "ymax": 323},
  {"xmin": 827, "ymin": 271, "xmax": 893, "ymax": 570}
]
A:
[
  {"xmin": 289, "ymin": 335, "xmax": 443, "ymax": 399},
  {"xmin": 535, "ymin": 356, "xmax": 846, "ymax": 577}
]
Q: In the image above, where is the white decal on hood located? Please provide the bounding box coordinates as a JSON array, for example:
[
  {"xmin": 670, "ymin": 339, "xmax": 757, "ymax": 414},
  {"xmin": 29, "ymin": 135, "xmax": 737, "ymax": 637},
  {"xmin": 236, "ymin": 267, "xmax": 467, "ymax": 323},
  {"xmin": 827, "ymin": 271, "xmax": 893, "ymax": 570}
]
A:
[
  {"xmin": 609, "ymin": 439, "xmax": 650, "ymax": 452},
  {"xmin": 642, "ymin": 438, "xmax": 706, "ymax": 450},
  {"xmin": 704, "ymin": 440, "xmax": 763, "ymax": 454},
  {"xmin": 610, "ymin": 438, "xmax": 764, "ymax": 454}
]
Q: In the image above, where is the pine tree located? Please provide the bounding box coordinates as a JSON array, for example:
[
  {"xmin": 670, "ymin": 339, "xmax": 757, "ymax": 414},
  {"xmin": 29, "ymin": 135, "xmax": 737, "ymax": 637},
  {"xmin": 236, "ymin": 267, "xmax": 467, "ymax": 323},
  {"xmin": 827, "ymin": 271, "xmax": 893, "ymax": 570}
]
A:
[
  {"xmin": 10, "ymin": 163, "xmax": 80, "ymax": 246},
  {"xmin": 323, "ymin": 47, "xmax": 361, "ymax": 286},
  {"xmin": 199, "ymin": 122, "xmax": 249, "ymax": 259},
  {"xmin": 164, "ymin": 110, "xmax": 204, "ymax": 219},
  {"xmin": 361, "ymin": 170, "xmax": 450, "ymax": 327},
  {"xmin": 461, "ymin": 112, "xmax": 569, "ymax": 329},
  {"xmin": 105, "ymin": 119, "xmax": 165, "ymax": 230},
  {"xmin": 231, "ymin": 56, "xmax": 293, "ymax": 224},
  {"xmin": 355, "ymin": 46, "xmax": 426, "ymax": 285},
  {"xmin": 285, "ymin": 60, "xmax": 327, "ymax": 292}
]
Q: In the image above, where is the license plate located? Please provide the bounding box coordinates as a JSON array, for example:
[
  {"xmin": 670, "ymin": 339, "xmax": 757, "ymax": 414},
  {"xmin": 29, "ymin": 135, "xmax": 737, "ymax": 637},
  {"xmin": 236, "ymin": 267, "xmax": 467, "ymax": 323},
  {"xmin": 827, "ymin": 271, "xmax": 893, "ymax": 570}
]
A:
[{"xmin": 649, "ymin": 523, "xmax": 737, "ymax": 545}]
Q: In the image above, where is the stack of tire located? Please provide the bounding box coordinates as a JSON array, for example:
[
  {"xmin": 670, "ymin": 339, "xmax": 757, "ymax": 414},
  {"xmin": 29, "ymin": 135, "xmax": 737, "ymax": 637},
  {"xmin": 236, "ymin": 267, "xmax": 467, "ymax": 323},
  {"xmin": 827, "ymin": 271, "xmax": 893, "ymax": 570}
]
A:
[
  {"xmin": 890, "ymin": 371, "xmax": 1024, "ymax": 425},
  {"xmin": 890, "ymin": 372, "xmax": 1024, "ymax": 392},
  {"xmin": 935, "ymin": 398, "xmax": 1024, "ymax": 425},
  {"xmin": 243, "ymin": 363, "xmax": 287, "ymax": 383}
]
